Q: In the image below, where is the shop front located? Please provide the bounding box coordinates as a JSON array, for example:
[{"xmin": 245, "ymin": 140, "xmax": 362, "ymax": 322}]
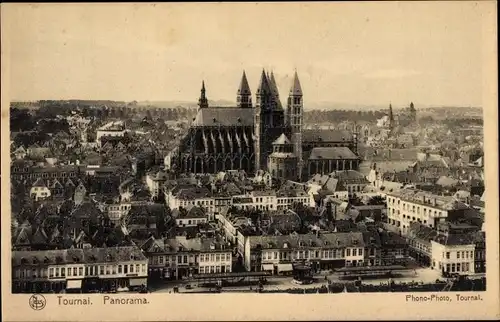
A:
[
  {"xmin": 276, "ymin": 263, "xmax": 294, "ymax": 276},
  {"xmin": 12, "ymin": 280, "xmax": 66, "ymax": 294},
  {"xmin": 66, "ymin": 279, "xmax": 83, "ymax": 293},
  {"xmin": 319, "ymin": 259, "xmax": 346, "ymax": 270},
  {"xmin": 129, "ymin": 277, "xmax": 148, "ymax": 291},
  {"xmin": 261, "ymin": 264, "xmax": 274, "ymax": 274}
]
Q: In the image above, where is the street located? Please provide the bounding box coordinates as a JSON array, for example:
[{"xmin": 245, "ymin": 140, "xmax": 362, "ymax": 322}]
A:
[{"xmin": 148, "ymin": 267, "xmax": 444, "ymax": 293}]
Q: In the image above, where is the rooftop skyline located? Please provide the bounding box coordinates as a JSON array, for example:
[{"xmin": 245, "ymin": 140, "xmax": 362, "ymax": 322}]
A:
[{"xmin": 5, "ymin": 2, "xmax": 487, "ymax": 106}]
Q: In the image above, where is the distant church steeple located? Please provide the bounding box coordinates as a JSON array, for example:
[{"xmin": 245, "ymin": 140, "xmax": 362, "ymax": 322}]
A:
[
  {"xmin": 198, "ymin": 81, "xmax": 209, "ymax": 109},
  {"xmin": 237, "ymin": 71, "xmax": 252, "ymax": 108},
  {"xmin": 388, "ymin": 103, "xmax": 395, "ymax": 129}
]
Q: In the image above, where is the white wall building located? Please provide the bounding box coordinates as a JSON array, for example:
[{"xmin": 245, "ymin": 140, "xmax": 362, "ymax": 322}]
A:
[
  {"xmin": 431, "ymin": 239, "xmax": 475, "ymax": 275},
  {"xmin": 30, "ymin": 179, "xmax": 51, "ymax": 201},
  {"xmin": 385, "ymin": 188, "xmax": 469, "ymax": 236}
]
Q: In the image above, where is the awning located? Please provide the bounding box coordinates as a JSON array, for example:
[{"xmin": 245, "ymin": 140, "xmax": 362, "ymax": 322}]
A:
[
  {"xmin": 129, "ymin": 278, "xmax": 148, "ymax": 286},
  {"xmin": 66, "ymin": 280, "xmax": 82, "ymax": 289},
  {"xmin": 262, "ymin": 264, "xmax": 274, "ymax": 271},
  {"xmin": 277, "ymin": 263, "xmax": 293, "ymax": 272}
]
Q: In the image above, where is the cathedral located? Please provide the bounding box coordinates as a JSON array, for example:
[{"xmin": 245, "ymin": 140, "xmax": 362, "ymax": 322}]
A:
[{"xmin": 168, "ymin": 70, "xmax": 360, "ymax": 181}]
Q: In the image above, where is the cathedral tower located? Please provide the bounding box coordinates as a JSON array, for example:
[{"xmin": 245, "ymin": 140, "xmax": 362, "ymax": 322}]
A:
[
  {"xmin": 237, "ymin": 71, "xmax": 252, "ymax": 108},
  {"xmin": 268, "ymin": 71, "xmax": 283, "ymax": 110},
  {"xmin": 287, "ymin": 71, "xmax": 303, "ymax": 180},
  {"xmin": 254, "ymin": 69, "xmax": 273, "ymax": 171},
  {"xmin": 198, "ymin": 81, "xmax": 209, "ymax": 109}
]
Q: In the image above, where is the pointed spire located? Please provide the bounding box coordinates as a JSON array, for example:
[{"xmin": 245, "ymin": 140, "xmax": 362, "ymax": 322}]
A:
[
  {"xmin": 198, "ymin": 80, "xmax": 208, "ymax": 109},
  {"xmin": 269, "ymin": 72, "xmax": 278, "ymax": 95},
  {"xmin": 290, "ymin": 70, "xmax": 302, "ymax": 96},
  {"xmin": 237, "ymin": 70, "xmax": 251, "ymax": 95},
  {"xmin": 237, "ymin": 70, "xmax": 252, "ymax": 108},
  {"xmin": 269, "ymin": 71, "xmax": 282, "ymax": 109},
  {"xmin": 257, "ymin": 69, "xmax": 271, "ymax": 95}
]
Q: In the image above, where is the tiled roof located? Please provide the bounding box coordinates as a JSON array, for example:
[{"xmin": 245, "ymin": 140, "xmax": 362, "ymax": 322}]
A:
[
  {"xmin": 436, "ymin": 176, "xmax": 459, "ymax": 187},
  {"xmin": 173, "ymin": 186, "xmax": 212, "ymax": 200},
  {"xmin": 141, "ymin": 236, "xmax": 229, "ymax": 253},
  {"xmin": 386, "ymin": 188, "xmax": 470, "ymax": 211},
  {"xmin": 12, "ymin": 246, "xmax": 146, "ymax": 266},
  {"xmin": 364, "ymin": 148, "xmax": 418, "ymax": 161},
  {"xmin": 302, "ymin": 129, "xmax": 353, "ymax": 142},
  {"xmin": 309, "ymin": 147, "xmax": 359, "ymax": 160},
  {"xmin": 433, "ymin": 233, "xmax": 476, "ymax": 246},
  {"xmin": 32, "ymin": 178, "xmax": 47, "ymax": 188},
  {"xmin": 330, "ymin": 170, "xmax": 369, "ymax": 184},
  {"xmin": 273, "ymin": 133, "xmax": 291, "ymax": 145},
  {"xmin": 248, "ymin": 232, "xmax": 364, "ymax": 249},
  {"xmin": 192, "ymin": 107, "xmax": 254, "ymax": 127}
]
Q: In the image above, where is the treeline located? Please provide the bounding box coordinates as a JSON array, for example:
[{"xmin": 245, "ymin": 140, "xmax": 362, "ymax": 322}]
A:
[
  {"xmin": 10, "ymin": 101, "xmax": 198, "ymax": 130},
  {"xmin": 10, "ymin": 108, "xmax": 70, "ymax": 134}
]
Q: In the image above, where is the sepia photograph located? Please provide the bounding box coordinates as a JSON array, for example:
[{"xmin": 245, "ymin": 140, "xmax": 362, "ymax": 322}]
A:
[{"xmin": 1, "ymin": 2, "xmax": 498, "ymax": 321}]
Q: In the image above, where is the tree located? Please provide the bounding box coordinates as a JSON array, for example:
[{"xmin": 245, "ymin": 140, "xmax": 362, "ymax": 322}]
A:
[{"xmin": 367, "ymin": 195, "xmax": 386, "ymax": 205}]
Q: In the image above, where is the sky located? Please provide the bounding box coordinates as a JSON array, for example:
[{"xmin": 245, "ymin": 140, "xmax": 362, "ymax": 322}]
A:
[{"xmin": 4, "ymin": 2, "xmax": 491, "ymax": 107}]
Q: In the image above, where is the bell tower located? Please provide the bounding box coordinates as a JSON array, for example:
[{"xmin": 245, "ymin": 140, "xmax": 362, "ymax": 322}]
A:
[
  {"xmin": 198, "ymin": 81, "xmax": 209, "ymax": 109},
  {"xmin": 287, "ymin": 71, "xmax": 303, "ymax": 179},
  {"xmin": 237, "ymin": 71, "xmax": 252, "ymax": 108},
  {"xmin": 254, "ymin": 69, "xmax": 273, "ymax": 171}
]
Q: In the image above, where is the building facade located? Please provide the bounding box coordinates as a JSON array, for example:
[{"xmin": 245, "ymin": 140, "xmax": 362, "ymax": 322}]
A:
[
  {"xmin": 385, "ymin": 189, "xmax": 470, "ymax": 236},
  {"xmin": 142, "ymin": 236, "xmax": 232, "ymax": 280},
  {"xmin": 12, "ymin": 247, "xmax": 148, "ymax": 293}
]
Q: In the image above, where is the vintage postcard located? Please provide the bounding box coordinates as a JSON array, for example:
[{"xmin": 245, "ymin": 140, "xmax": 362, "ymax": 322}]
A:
[{"xmin": 1, "ymin": 2, "xmax": 498, "ymax": 321}]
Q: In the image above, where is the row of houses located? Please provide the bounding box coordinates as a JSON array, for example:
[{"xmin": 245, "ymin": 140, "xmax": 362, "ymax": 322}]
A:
[
  {"xmin": 11, "ymin": 246, "xmax": 148, "ymax": 293},
  {"xmin": 140, "ymin": 235, "xmax": 233, "ymax": 280}
]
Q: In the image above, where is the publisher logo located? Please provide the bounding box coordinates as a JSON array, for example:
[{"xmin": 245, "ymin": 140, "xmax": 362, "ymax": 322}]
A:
[{"xmin": 29, "ymin": 294, "xmax": 46, "ymax": 311}]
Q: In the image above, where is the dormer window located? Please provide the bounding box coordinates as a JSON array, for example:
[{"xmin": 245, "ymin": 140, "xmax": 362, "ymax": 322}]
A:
[{"xmin": 283, "ymin": 242, "xmax": 288, "ymax": 248}]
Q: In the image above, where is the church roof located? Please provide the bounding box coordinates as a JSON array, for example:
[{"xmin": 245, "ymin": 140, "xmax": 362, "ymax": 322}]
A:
[
  {"xmin": 237, "ymin": 71, "xmax": 251, "ymax": 95},
  {"xmin": 273, "ymin": 133, "xmax": 291, "ymax": 145},
  {"xmin": 290, "ymin": 71, "xmax": 302, "ymax": 96},
  {"xmin": 309, "ymin": 147, "xmax": 359, "ymax": 160},
  {"xmin": 192, "ymin": 107, "xmax": 254, "ymax": 127},
  {"xmin": 303, "ymin": 129, "xmax": 353, "ymax": 142}
]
